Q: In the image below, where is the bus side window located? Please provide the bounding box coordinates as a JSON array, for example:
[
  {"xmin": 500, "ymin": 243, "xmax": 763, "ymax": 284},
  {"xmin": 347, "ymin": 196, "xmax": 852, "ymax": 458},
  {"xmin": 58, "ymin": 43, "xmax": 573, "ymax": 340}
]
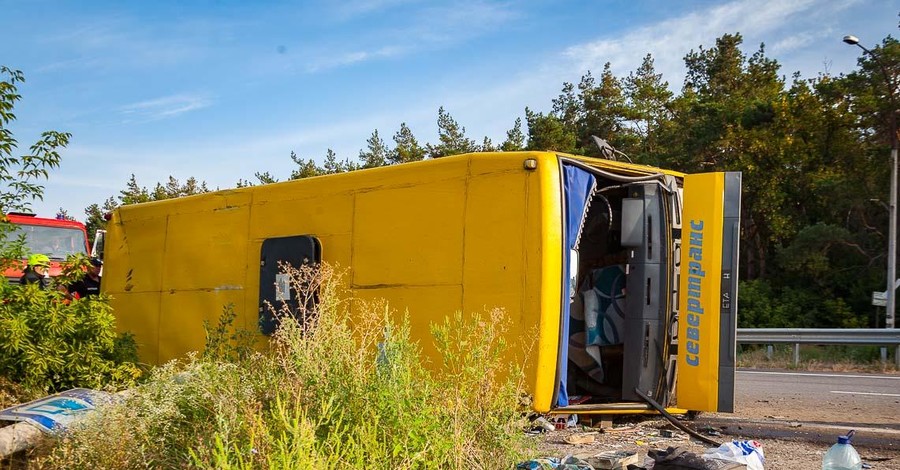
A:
[{"xmin": 258, "ymin": 235, "xmax": 322, "ymax": 335}]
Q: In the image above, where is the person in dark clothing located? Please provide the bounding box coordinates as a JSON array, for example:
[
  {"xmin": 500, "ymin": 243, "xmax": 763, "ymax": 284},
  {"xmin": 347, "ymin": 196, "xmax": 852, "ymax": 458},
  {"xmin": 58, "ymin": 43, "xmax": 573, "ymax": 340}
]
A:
[
  {"xmin": 20, "ymin": 254, "xmax": 51, "ymax": 289},
  {"xmin": 68, "ymin": 257, "xmax": 102, "ymax": 299}
]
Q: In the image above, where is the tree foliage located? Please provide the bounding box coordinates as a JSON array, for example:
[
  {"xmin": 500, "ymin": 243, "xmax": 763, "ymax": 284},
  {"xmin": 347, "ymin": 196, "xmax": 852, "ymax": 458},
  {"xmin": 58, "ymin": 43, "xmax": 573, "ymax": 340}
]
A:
[
  {"xmin": 0, "ymin": 67, "xmax": 72, "ymax": 267},
  {"xmin": 426, "ymin": 107, "xmax": 478, "ymax": 158},
  {"xmin": 0, "ymin": 256, "xmax": 140, "ymax": 392},
  {"xmin": 0, "ymin": 69, "xmax": 138, "ymax": 394},
  {"xmin": 0, "ymin": 67, "xmax": 71, "ymax": 217},
  {"xmin": 74, "ymin": 33, "xmax": 900, "ymax": 330},
  {"xmin": 84, "ymin": 174, "xmax": 210, "ymax": 236}
]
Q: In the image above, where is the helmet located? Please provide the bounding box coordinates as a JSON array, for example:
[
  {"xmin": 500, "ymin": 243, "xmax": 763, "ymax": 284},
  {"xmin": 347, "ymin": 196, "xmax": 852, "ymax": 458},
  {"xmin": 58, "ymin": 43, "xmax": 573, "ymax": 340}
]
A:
[{"xmin": 27, "ymin": 254, "xmax": 51, "ymax": 267}]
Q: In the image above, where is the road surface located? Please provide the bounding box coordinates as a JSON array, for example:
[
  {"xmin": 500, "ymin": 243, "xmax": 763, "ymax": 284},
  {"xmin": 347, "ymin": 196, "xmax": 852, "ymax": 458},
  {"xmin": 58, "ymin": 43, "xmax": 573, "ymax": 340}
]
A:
[{"xmin": 732, "ymin": 369, "xmax": 900, "ymax": 429}]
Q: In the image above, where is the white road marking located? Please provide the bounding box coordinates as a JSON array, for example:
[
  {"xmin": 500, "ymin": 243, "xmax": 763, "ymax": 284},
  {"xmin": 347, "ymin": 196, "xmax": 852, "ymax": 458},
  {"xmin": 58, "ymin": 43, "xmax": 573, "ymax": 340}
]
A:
[
  {"xmin": 738, "ymin": 370, "xmax": 900, "ymax": 380},
  {"xmin": 830, "ymin": 390, "xmax": 900, "ymax": 397}
]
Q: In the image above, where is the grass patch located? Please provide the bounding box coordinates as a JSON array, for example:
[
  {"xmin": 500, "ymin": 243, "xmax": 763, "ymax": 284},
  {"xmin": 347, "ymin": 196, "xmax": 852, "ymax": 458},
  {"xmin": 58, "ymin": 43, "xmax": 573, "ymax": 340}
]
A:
[
  {"xmin": 35, "ymin": 265, "xmax": 534, "ymax": 469},
  {"xmin": 738, "ymin": 344, "xmax": 899, "ymax": 373}
]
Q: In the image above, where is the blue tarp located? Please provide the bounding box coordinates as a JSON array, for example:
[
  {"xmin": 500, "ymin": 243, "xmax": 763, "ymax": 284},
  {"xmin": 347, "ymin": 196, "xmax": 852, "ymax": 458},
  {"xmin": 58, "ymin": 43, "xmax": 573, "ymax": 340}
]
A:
[{"xmin": 556, "ymin": 164, "xmax": 596, "ymax": 407}]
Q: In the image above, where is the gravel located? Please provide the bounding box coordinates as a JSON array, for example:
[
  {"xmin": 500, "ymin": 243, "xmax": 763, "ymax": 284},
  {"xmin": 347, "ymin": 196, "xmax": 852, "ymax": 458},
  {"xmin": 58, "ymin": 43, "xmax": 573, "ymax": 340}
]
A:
[{"xmin": 534, "ymin": 417, "xmax": 900, "ymax": 469}]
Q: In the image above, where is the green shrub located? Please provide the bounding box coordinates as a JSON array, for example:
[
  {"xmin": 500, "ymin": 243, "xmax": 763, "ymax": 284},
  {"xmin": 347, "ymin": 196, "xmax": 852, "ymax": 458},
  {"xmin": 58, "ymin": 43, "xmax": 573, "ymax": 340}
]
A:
[
  {"xmin": 39, "ymin": 264, "xmax": 533, "ymax": 469},
  {"xmin": 0, "ymin": 257, "xmax": 140, "ymax": 393}
]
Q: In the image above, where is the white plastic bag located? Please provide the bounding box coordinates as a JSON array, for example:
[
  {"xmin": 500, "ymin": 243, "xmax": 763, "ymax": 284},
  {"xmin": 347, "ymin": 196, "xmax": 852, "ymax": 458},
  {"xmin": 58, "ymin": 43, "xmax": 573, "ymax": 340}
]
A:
[{"xmin": 703, "ymin": 440, "xmax": 765, "ymax": 470}]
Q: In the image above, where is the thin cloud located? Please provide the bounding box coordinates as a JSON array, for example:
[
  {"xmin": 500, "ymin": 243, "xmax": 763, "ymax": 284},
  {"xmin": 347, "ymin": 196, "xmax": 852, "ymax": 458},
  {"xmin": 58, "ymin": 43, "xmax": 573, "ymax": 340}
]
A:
[
  {"xmin": 561, "ymin": 0, "xmax": 838, "ymax": 88},
  {"xmin": 37, "ymin": 17, "xmax": 234, "ymax": 72},
  {"xmin": 306, "ymin": 45, "xmax": 409, "ymax": 72},
  {"xmin": 770, "ymin": 31, "xmax": 820, "ymax": 55},
  {"xmin": 332, "ymin": 0, "xmax": 421, "ymax": 18},
  {"xmin": 302, "ymin": 0, "xmax": 520, "ymax": 72},
  {"xmin": 120, "ymin": 94, "xmax": 213, "ymax": 121}
]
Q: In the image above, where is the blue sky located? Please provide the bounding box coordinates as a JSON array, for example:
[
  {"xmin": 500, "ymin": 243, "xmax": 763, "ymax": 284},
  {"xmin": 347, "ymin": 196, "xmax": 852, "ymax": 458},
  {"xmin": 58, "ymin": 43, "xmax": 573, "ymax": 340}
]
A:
[{"xmin": 2, "ymin": 0, "xmax": 897, "ymax": 220}]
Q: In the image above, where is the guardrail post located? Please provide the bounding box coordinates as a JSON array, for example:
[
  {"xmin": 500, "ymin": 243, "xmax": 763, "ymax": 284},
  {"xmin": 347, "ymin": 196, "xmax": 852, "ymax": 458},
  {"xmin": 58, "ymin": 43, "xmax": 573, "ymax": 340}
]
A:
[
  {"xmin": 793, "ymin": 343, "xmax": 800, "ymax": 366},
  {"xmin": 766, "ymin": 345, "xmax": 773, "ymax": 361}
]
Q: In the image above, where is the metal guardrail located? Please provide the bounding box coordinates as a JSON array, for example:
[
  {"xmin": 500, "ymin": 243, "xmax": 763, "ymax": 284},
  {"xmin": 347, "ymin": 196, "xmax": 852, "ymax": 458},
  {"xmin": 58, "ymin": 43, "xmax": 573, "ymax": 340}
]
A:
[
  {"xmin": 736, "ymin": 328, "xmax": 900, "ymax": 367},
  {"xmin": 737, "ymin": 328, "xmax": 900, "ymax": 345}
]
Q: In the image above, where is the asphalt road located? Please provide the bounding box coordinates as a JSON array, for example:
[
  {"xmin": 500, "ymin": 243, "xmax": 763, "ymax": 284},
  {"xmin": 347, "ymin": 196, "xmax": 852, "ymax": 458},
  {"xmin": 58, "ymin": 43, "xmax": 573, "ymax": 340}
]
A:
[
  {"xmin": 693, "ymin": 368, "xmax": 900, "ymax": 454},
  {"xmin": 732, "ymin": 369, "xmax": 900, "ymax": 429}
]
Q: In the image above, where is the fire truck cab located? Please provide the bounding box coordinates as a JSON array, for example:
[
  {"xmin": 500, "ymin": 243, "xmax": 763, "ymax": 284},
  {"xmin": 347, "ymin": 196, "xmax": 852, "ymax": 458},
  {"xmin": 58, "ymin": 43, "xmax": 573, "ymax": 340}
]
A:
[{"xmin": 2, "ymin": 213, "xmax": 91, "ymax": 282}]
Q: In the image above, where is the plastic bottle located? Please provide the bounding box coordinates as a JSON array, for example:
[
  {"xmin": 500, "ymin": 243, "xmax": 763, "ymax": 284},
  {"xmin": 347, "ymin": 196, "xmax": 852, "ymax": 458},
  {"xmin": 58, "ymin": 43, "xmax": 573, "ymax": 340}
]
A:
[{"xmin": 822, "ymin": 430, "xmax": 862, "ymax": 470}]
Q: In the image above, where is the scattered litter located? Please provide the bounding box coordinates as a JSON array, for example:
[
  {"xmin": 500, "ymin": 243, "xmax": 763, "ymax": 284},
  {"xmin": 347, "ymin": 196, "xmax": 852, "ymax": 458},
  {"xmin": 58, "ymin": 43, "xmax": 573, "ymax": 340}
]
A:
[
  {"xmin": 601, "ymin": 425, "xmax": 635, "ymax": 434},
  {"xmin": 516, "ymin": 456, "xmax": 595, "ymax": 470},
  {"xmin": 564, "ymin": 432, "xmax": 599, "ymax": 445},
  {"xmin": 635, "ymin": 440, "xmax": 646, "ymax": 446},
  {"xmin": 585, "ymin": 450, "xmax": 639, "ymax": 469},
  {"xmin": 787, "ymin": 421, "xmax": 802, "ymax": 428},
  {"xmin": 703, "ymin": 440, "xmax": 765, "ymax": 470},
  {"xmin": 698, "ymin": 425, "xmax": 722, "ymax": 437},
  {"xmin": 659, "ymin": 429, "xmax": 676, "ymax": 438},
  {"xmin": 650, "ymin": 446, "xmax": 744, "ymax": 470},
  {"xmin": 553, "ymin": 414, "xmax": 579, "ymax": 430},
  {"xmin": 529, "ymin": 416, "xmax": 556, "ymax": 433},
  {"xmin": 862, "ymin": 464, "xmax": 872, "ymax": 469},
  {"xmin": 568, "ymin": 395, "xmax": 592, "ymax": 406}
]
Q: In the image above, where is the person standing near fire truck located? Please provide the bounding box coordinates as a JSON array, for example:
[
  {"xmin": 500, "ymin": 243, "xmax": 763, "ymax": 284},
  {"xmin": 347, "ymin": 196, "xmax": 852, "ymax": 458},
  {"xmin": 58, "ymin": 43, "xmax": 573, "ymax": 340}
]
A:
[{"xmin": 68, "ymin": 257, "xmax": 102, "ymax": 299}]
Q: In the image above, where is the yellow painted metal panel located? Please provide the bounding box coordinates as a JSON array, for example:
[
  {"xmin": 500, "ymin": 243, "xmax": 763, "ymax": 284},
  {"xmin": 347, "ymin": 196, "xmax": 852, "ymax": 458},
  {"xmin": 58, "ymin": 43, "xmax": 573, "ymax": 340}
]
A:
[
  {"xmin": 104, "ymin": 152, "xmax": 566, "ymax": 413},
  {"xmin": 532, "ymin": 153, "xmax": 563, "ymax": 412},
  {"xmin": 162, "ymin": 207, "xmax": 250, "ymax": 291},
  {"xmin": 246, "ymin": 193, "xmax": 354, "ymax": 240},
  {"xmin": 104, "ymin": 215, "xmax": 167, "ymax": 293},
  {"xmin": 676, "ymin": 172, "xmax": 725, "ymax": 412},
  {"xmin": 466, "ymin": 152, "xmax": 538, "ymax": 177},
  {"xmin": 352, "ymin": 178, "xmax": 467, "ymax": 287},
  {"xmin": 351, "ymin": 285, "xmax": 463, "ymax": 360},
  {"xmin": 462, "ymin": 172, "xmax": 526, "ymax": 317},
  {"xmin": 112, "ymin": 292, "xmax": 161, "ymax": 364},
  {"xmin": 157, "ymin": 289, "xmax": 245, "ymax": 364}
]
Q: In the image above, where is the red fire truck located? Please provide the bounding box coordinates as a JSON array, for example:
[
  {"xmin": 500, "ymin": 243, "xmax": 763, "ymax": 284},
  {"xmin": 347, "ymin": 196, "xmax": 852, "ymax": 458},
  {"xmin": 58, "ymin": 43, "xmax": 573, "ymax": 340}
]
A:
[{"xmin": 2, "ymin": 213, "xmax": 91, "ymax": 283}]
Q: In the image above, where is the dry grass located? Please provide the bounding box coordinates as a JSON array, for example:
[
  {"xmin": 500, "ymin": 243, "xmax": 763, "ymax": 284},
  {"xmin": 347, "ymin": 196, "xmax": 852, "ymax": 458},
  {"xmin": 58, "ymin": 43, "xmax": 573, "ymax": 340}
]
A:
[
  {"xmin": 31, "ymin": 264, "xmax": 534, "ymax": 469},
  {"xmin": 737, "ymin": 345, "xmax": 899, "ymax": 374}
]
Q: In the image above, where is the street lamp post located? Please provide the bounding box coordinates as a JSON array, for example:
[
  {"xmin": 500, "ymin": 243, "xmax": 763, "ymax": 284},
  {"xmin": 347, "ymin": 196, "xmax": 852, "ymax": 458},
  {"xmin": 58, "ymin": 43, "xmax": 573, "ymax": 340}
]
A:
[{"xmin": 844, "ymin": 35, "xmax": 899, "ymax": 366}]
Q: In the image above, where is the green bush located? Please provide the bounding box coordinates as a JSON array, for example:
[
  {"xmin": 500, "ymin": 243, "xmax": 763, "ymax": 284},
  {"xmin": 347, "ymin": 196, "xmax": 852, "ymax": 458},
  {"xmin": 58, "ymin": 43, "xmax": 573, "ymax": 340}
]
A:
[
  {"xmin": 39, "ymin": 264, "xmax": 533, "ymax": 469},
  {"xmin": 0, "ymin": 257, "xmax": 140, "ymax": 394}
]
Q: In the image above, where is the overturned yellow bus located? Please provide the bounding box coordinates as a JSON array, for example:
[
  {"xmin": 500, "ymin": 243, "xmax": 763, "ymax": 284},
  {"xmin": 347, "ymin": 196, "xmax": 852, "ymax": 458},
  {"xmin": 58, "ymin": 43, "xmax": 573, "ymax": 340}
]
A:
[{"xmin": 102, "ymin": 151, "xmax": 740, "ymax": 415}]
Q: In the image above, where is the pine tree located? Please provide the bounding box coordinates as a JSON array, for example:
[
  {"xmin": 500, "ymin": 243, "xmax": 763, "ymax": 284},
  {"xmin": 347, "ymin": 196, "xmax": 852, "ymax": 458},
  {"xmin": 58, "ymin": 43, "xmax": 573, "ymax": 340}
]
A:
[
  {"xmin": 480, "ymin": 136, "xmax": 495, "ymax": 152},
  {"xmin": 500, "ymin": 117, "xmax": 525, "ymax": 151},
  {"xmin": 524, "ymin": 108, "xmax": 577, "ymax": 153},
  {"xmin": 390, "ymin": 122, "xmax": 425, "ymax": 164},
  {"xmin": 426, "ymin": 107, "xmax": 477, "ymax": 158},
  {"xmin": 623, "ymin": 54, "xmax": 674, "ymax": 162},
  {"xmin": 290, "ymin": 151, "xmax": 323, "ymax": 180},
  {"xmin": 359, "ymin": 130, "xmax": 390, "ymax": 168}
]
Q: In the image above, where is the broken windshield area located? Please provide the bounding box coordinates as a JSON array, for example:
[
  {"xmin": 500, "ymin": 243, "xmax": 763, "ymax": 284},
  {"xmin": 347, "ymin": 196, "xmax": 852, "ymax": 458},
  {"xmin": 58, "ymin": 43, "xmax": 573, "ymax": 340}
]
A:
[{"xmin": 11, "ymin": 224, "xmax": 88, "ymax": 260}]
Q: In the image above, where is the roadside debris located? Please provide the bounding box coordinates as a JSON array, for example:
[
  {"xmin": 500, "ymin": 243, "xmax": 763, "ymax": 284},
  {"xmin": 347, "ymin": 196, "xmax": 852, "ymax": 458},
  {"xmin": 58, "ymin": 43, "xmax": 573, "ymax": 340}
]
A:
[
  {"xmin": 529, "ymin": 415, "xmax": 557, "ymax": 433},
  {"xmin": 650, "ymin": 446, "xmax": 744, "ymax": 469},
  {"xmin": 516, "ymin": 456, "xmax": 594, "ymax": 469},
  {"xmin": 583, "ymin": 450, "xmax": 639, "ymax": 469},
  {"xmin": 704, "ymin": 440, "xmax": 765, "ymax": 470},
  {"xmin": 564, "ymin": 432, "xmax": 599, "ymax": 445},
  {"xmin": 554, "ymin": 414, "xmax": 579, "ymax": 430}
]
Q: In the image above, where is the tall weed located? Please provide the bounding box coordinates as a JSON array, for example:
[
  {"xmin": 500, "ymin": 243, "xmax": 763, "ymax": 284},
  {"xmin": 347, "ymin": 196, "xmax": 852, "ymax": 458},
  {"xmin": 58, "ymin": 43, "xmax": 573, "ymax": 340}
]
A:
[{"xmin": 37, "ymin": 264, "xmax": 533, "ymax": 469}]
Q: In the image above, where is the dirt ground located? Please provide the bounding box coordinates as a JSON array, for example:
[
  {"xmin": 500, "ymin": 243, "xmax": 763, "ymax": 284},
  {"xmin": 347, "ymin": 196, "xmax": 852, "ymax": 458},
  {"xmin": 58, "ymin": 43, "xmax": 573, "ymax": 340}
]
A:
[{"xmin": 534, "ymin": 417, "xmax": 900, "ymax": 470}]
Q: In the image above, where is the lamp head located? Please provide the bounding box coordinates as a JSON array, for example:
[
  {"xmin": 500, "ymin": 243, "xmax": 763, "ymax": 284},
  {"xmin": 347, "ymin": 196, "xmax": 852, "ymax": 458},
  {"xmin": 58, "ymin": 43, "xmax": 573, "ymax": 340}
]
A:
[{"xmin": 843, "ymin": 35, "xmax": 860, "ymax": 46}]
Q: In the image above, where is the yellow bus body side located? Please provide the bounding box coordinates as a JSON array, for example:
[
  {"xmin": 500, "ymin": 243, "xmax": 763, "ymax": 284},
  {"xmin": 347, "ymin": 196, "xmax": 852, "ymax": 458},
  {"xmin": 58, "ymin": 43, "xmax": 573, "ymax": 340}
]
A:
[
  {"xmin": 105, "ymin": 152, "xmax": 564, "ymax": 406},
  {"xmin": 104, "ymin": 151, "xmax": 689, "ymax": 413}
]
